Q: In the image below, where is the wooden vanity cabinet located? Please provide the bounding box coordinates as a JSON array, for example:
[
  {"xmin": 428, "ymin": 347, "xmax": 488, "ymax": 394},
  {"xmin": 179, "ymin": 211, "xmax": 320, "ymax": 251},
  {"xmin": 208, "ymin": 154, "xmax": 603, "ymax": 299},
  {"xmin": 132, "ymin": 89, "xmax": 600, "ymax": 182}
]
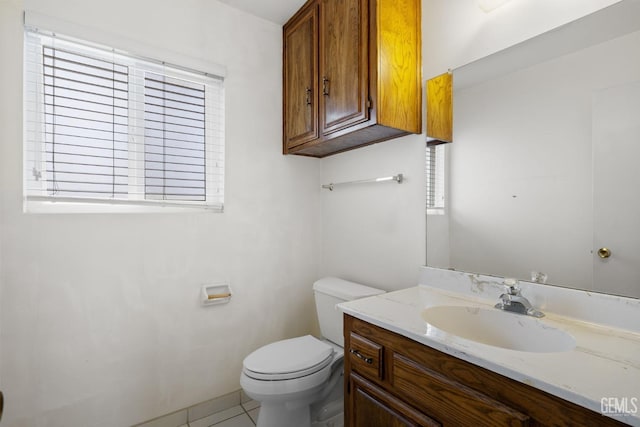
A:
[
  {"xmin": 344, "ymin": 314, "xmax": 627, "ymax": 427},
  {"xmin": 283, "ymin": 0, "xmax": 421, "ymax": 157}
]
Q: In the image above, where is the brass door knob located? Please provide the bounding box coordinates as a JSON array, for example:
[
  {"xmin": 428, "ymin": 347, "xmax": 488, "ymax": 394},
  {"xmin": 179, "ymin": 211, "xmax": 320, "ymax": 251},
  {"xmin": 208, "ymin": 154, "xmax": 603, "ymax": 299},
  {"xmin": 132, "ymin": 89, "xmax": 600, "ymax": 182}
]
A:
[{"xmin": 597, "ymin": 247, "xmax": 612, "ymax": 259}]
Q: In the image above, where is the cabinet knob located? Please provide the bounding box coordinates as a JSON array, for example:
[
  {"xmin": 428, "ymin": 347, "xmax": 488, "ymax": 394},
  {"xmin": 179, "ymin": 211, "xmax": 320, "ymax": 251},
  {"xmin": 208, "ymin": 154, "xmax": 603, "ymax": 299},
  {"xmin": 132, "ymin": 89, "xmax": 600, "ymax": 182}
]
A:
[
  {"xmin": 350, "ymin": 348, "xmax": 373, "ymax": 364},
  {"xmin": 597, "ymin": 247, "xmax": 612, "ymax": 259},
  {"xmin": 322, "ymin": 77, "xmax": 330, "ymax": 96}
]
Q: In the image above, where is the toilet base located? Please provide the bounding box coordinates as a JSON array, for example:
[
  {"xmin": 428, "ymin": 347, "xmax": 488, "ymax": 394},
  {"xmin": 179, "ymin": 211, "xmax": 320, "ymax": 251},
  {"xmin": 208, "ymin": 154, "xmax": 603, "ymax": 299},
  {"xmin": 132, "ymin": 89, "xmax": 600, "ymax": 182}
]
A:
[
  {"xmin": 256, "ymin": 402, "xmax": 310, "ymax": 427},
  {"xmin": 311, "ymin": 411, "xmax": 344, "ymax": 427},
  {"xmin": 250, "ymin": 367, "xmax": 344, "ymax": 427},
  {"xmin": 255, "ymin": 401, "xmax": 344, "ymax": 427}
]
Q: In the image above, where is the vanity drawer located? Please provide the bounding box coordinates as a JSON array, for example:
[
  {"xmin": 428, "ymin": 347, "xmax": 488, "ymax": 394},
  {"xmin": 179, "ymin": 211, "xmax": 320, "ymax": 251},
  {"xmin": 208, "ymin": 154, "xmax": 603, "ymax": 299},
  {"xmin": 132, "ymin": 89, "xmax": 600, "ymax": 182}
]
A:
[
  {"xmin": 392, "ymin": 353, "xmax": 530, "ymax": 426},
  {"xmin": 348, "ymin": 332, "xmax": 383, "ymax": 380}
]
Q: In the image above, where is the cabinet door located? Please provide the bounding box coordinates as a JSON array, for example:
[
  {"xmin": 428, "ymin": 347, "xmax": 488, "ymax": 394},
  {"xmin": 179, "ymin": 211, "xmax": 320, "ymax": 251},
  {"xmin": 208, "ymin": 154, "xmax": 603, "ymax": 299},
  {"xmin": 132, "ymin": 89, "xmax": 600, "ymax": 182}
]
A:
[
  {"xmin": 319, "ymin": 0, "xmax": 369, "ymax": 135},
  {"xmin": 349, "ymin": 373, "xmax": 441, "ymax": 427},
  {"xmin": 283, "ymin": 4, "xmax": 318, "ymax": 150}
]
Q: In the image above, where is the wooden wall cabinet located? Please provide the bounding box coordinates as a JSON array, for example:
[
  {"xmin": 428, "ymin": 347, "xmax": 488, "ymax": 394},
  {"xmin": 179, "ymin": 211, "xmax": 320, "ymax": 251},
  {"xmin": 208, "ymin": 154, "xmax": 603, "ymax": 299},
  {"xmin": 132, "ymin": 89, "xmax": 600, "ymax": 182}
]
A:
[
  {"xmin": 283, "ymin": 0, "xmax": 422, "ymax": 158},
  {"xmin": 344, "ymin": 314, "xmax": 627, "ymax": 427}
]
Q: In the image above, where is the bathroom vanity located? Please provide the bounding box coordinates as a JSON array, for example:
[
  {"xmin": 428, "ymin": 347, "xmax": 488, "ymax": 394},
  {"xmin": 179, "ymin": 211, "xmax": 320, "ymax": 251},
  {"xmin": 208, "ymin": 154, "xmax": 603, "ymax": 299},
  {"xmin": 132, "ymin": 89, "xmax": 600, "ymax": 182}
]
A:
[
  {"xmin": 344, "ymin": 315, "xmax": 626, "ymax": 426},
  {"xmin": 340, "ymin": 269, "xmax": 640, "ymax": 426}
]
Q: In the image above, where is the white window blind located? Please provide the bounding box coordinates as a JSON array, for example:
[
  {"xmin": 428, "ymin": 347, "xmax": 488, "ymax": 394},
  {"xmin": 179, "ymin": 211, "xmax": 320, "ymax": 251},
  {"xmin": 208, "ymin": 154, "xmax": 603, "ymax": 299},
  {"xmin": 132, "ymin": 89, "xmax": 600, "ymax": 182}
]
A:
[
  {"xmin": 426, "ymin": 144, "xmax": 445, "ymax": 211},
  {"xmin": 144, "ymin": 73, "xmax": 207, "ymax": 201},
  {"xmin": 24, "ymin": 29, "xmax": 225, "ymax": 211}
]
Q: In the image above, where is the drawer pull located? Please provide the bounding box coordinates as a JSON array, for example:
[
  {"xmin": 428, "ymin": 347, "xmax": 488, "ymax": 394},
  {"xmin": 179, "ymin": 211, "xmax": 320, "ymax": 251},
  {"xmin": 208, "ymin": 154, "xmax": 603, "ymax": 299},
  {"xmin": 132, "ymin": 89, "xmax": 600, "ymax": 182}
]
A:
[{"xmin": 350, "ymin": 349, "xmax": 373, "ymax": 364}]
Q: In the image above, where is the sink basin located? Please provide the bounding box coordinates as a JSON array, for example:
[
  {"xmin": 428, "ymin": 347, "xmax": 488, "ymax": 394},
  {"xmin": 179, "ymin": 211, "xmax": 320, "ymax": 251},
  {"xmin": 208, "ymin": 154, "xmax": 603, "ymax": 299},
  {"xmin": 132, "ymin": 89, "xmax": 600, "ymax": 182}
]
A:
[{"xmin": 421, "ymin": 305, "xmax": 576, "ymax": 353}]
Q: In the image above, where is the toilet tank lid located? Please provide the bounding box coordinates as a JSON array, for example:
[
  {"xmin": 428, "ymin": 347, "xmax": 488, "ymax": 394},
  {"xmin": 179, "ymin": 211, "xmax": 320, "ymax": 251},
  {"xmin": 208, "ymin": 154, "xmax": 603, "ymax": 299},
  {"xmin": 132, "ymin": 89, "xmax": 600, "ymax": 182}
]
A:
[{"xmin": 313, "ymin": 277, "xmax": 385, "ymax": 301}]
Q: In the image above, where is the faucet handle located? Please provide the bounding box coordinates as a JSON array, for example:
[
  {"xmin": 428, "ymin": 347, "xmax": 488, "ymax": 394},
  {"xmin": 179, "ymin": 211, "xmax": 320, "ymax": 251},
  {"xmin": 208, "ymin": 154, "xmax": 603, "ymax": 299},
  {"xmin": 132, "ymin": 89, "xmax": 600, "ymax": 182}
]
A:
[{"xmin": 503, "ymin": 278, "xmax": 520, "ymax": 295}]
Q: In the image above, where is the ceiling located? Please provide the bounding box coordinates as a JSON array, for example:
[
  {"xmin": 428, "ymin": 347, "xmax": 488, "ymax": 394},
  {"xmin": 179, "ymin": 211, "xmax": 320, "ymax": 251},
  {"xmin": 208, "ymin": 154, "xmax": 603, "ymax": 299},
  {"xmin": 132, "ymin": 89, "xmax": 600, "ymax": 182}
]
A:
[{"xmin": 217, "ymin": 0, "xmax": 308, "ymax": 25}]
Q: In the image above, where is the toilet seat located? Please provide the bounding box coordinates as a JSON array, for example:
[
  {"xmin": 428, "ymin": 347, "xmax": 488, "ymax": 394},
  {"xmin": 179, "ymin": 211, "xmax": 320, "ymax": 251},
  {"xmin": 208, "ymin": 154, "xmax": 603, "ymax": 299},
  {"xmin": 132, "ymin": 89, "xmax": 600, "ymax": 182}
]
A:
[{"xmin": 243, "ymin": 335, "xmax": 335, "ymax": 381}]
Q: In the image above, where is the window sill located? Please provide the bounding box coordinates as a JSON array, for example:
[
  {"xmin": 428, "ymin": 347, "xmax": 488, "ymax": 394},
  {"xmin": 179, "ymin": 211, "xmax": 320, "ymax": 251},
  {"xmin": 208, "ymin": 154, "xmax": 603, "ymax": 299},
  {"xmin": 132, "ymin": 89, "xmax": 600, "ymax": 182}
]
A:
[{"xmin": 24, "ymin": 198, "xmax": 223, "ymax": 214}]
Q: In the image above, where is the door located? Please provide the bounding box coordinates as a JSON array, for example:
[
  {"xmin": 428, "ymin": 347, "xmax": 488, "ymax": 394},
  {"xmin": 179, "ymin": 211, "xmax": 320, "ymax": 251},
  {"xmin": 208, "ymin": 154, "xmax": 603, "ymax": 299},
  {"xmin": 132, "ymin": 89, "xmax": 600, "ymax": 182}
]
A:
[
  {"xmin": 283, "ymin": 4, "xmax": 318, "ymax": 149},
  {"xmin": 592, "ymin": 81, "xmax": 640, "ymax": 297},
  {"xmin": 319, "ymin": 0, "xmax": 369, "ymax": 135}
]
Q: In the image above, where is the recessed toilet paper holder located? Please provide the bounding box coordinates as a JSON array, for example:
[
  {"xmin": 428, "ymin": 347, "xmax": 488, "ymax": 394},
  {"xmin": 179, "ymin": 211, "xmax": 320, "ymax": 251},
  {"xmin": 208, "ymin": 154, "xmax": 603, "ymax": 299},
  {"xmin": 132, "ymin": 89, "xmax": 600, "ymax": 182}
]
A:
[{"xmin": 201, "ymin": 283, "xmax": 232, "ymax": 306}]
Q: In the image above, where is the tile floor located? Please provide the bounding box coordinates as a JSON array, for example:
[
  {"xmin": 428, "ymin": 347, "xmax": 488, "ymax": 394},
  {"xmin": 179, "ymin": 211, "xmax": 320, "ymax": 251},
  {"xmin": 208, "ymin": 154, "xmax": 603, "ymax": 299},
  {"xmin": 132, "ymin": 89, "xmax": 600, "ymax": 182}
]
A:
[{"xmin": 180, "ymin": 399, "xmax": 260, "ymax": 427}]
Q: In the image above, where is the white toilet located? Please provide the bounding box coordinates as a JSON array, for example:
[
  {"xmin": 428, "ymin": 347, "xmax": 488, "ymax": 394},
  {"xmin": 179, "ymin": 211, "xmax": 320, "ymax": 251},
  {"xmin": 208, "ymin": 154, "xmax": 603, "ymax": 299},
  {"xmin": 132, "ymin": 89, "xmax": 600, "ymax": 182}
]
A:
[{"xmin": 240, "ymin": 277, "xmax": 385, "ymax": 427}]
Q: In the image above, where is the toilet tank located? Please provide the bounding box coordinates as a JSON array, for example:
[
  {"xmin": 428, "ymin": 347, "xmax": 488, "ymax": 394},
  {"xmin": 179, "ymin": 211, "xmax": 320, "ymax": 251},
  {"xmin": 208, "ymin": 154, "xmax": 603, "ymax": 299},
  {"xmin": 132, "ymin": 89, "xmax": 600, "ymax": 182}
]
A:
[{"xmin": 313, "ymin": 277, "xmax": 385, "ymax": 347}]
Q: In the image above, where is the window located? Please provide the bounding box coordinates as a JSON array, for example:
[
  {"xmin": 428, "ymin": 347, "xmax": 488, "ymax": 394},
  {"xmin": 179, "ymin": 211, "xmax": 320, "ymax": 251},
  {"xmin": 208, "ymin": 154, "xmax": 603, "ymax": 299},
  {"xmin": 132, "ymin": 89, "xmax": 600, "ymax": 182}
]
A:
[
  {"xmin": 426, "ymin": 143, "xmax": 445, "ymax": 212},
  {"xmin": 24, "ymin": 29, "xmax": 224, "ymax": 211},
  {"xmin": 143, "ymin": 73, "xmax": 208, "ymax": 202}
]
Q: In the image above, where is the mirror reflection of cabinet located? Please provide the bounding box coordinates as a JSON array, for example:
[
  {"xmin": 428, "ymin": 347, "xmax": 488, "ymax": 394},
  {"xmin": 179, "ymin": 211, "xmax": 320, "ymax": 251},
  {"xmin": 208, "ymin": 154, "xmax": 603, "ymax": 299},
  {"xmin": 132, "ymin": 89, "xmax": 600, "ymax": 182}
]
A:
[
  {"xmin": 426, "ymin": 72, "xmax": 453, "ymax": 145},
  {"xmin": 283, "ymin": 0, "xmax": 422, "ymax": 158}
]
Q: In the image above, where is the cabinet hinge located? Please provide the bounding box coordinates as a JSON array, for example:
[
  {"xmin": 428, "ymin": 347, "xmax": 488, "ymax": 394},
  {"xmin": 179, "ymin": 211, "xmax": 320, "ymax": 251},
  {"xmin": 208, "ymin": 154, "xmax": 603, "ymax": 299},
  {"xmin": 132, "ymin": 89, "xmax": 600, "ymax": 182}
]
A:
[{"xmin": 366, "ymin": 98, "xmax": 372, "ymax": 109}]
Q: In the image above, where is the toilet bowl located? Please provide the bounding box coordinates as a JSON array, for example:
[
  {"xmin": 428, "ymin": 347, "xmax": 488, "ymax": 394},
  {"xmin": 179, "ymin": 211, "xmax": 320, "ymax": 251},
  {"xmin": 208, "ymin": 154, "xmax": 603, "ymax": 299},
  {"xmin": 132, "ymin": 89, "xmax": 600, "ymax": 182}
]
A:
[{"xmin": 240, "ymin": 277, "xmax": 385, "ymax": 427}]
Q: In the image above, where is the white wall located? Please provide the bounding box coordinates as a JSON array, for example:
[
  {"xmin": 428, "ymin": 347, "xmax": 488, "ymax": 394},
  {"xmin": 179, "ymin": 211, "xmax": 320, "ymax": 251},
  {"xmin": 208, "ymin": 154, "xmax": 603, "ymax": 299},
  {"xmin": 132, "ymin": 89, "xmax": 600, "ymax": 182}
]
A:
[
  {"xmin": 422, "ymin": 0, "xmax": 622, "ymax": 79},
  {"xmin": 319, "ymin": 135, "xmax": 427, "ymax": 290},
  {"xmin": 0, "ymin": 0, "xmax": 321, "ymax": 426},
  {"xmin": 320, "ymin": 0, "xmax": 625, "ymax": 292}
]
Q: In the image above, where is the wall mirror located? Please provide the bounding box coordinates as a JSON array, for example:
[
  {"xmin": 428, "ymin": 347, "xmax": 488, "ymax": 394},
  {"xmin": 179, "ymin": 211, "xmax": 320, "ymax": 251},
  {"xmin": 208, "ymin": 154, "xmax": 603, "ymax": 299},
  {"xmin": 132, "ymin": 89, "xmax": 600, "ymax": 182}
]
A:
[{"xmin": 426, "ymin": 0, "xmax": 640, "ymax": 299}]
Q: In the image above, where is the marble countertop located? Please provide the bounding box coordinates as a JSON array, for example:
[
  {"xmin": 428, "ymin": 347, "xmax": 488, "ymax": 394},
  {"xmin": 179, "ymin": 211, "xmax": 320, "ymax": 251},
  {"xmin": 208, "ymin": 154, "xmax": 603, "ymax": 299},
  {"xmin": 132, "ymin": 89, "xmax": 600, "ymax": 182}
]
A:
[{"xmin": 338, "ymin": 272, "xmax": 640, "ymax": 426}]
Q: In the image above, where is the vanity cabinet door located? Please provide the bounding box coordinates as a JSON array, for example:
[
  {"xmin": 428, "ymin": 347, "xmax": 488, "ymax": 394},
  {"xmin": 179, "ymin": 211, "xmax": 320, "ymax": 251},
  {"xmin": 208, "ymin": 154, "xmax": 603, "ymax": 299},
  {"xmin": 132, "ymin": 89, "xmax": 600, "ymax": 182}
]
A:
[{"xmin": 349, "ymin": 373, "xmax": 441, "ymax": 427}]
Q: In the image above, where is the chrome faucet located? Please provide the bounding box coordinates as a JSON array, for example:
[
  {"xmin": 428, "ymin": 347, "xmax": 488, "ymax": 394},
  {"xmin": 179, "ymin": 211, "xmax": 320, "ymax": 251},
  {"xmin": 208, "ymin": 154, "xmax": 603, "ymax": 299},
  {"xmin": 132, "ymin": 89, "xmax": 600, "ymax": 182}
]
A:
[{"xmin": 494, "ymin": 279, "xmax": 544, "ymax": 318}]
